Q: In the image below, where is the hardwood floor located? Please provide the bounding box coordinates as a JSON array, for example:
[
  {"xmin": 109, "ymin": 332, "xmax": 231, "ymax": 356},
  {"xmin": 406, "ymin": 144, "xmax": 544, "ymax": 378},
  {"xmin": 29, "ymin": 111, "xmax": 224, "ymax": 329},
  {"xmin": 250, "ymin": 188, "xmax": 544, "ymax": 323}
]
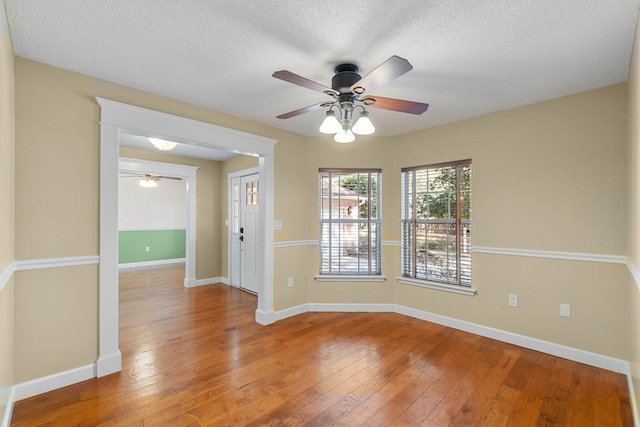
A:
[{"xmin": 11, "ymin": 264, "xmax": 633, "ymax": 426}]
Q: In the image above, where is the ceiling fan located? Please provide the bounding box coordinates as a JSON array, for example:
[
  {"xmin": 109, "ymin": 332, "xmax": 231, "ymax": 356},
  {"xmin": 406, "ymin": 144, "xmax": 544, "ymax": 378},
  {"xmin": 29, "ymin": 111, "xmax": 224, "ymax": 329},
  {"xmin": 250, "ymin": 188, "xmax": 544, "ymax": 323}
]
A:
[
  {"xmin": 120, "ymin": 172, "xmax": 182, "ymax": 188},
  {"xmin": 272, "ymin": 55, "xmax": 429, "ymax": 143}
]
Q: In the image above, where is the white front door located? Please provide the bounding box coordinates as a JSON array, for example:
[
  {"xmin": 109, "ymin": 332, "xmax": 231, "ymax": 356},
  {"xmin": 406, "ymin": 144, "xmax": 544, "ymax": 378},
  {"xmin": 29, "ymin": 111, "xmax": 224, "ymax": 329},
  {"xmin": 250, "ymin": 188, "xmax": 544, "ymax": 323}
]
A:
[{"xmin": 238, "ymin": 174, "xmax": 260, "ymax": 294}]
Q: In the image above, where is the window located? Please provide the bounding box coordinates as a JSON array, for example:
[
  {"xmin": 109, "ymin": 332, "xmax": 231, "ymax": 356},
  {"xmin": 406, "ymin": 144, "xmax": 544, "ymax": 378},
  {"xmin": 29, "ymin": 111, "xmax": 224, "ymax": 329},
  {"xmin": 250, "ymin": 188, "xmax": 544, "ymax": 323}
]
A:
[
  {"xmin": 401, "ymin": 160, "xmax": 472, "ymax": 287},
  {"xmin": 319, "ymin": 169, "xmax": 382, "ymax": 276}
]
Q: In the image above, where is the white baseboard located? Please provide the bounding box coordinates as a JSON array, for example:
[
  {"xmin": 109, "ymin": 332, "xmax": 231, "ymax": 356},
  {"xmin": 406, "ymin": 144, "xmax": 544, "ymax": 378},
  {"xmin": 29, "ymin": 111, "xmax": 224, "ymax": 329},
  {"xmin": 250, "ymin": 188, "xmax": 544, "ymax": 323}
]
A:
[
  {"xmin": 96, "ymin": 351, "xmax": 122, "ymax": 377},
  {"xmin": 626, "ymin": 363, "xmax": 640, "ymax": 427},
  {"xmin": 184, "ymin": 277, "xmax": 228, "ymax": 288},
  {"xmin": 8, "ymin": 302, "xmax": 637, "ymax": 427},
  {"xmin": 0, "ymin": 386, "xmax": 14, "ymax": 427},
  {"xmin": 13, "ymin": 364, "xmax": 96, "ymax": 402},
  {"xmin": 307, "ymin": 303, "xmax": 396, "ymax": 313},
  {"xmin": 394, "ymin": 305, "xmax": 628, "ymax": 374},
  {"xmin": 275, "ymin": 302, "xmax": 629, "ymax": 375},
  {"xmin": 255, "ymin": 309, "xmax": 277, "ymax": 325},
  {"xmin": 118, "ymin": 258, "xmax": 186, "ymax": 270},
  {"xmin": 275, "ymin": 304, "xmax": 309, "ymax": 321}
]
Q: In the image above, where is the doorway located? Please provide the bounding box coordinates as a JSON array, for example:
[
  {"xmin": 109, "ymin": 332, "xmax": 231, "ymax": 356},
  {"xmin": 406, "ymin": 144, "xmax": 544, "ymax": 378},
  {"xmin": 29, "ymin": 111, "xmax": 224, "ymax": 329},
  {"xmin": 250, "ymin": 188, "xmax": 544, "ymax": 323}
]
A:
[
  {"xmin": 97, "ymin": 98, "xmax": 277, "ymax": 377},
  {"xmin": 118, "ymin": 158, "xmax": 197, "ymax": 284},
  {"xmin": 229, "ymin": 170, "xmax": 260, "ymax": 294}
]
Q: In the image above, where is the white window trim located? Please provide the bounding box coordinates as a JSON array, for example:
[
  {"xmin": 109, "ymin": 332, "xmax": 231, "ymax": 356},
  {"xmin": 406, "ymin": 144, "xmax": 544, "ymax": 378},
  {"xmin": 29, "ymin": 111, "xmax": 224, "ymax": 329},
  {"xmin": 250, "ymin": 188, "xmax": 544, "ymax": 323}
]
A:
[
  {"xmin": 315, "ymin": 274, "xmax": 387, "ymax": 282},
  {"xmin": 397, "ymin": 276, "xmax": 477, "ymax": 296},
  {"xmin": 318, "ymin": 168, "xmax": 382, "ymax": 276}
]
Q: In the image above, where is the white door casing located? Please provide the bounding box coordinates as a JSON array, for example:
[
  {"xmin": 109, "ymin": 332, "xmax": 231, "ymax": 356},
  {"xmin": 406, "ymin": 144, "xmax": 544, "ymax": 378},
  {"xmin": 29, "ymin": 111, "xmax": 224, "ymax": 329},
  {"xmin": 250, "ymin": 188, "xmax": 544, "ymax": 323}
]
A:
[{"xmin": 97, "ymin": 98, "xmax": 277, "ymax": 377}]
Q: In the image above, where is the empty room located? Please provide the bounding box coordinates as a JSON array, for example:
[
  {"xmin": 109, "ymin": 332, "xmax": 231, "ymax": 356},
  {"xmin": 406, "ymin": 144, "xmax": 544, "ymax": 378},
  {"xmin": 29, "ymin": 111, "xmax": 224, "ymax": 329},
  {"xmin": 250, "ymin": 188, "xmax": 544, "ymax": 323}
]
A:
[{"xmin": 2, "ymin": 1, "xmax": 640, "ymax": 425}]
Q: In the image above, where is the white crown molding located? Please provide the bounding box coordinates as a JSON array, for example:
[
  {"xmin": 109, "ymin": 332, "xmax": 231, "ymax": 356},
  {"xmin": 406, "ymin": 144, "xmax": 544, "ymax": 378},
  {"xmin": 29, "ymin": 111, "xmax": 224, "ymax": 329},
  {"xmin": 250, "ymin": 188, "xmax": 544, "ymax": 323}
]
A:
[
  {"xmin": 96, "ymin": 98, "xmax": 277, "ymax": 156},
  {"xmin": 14, "ymin": 256, "xmax": 99, "ymax": 271},
  {"xmin": 472, "ymin": 246, "xmax": 626, "ymax": 264}
]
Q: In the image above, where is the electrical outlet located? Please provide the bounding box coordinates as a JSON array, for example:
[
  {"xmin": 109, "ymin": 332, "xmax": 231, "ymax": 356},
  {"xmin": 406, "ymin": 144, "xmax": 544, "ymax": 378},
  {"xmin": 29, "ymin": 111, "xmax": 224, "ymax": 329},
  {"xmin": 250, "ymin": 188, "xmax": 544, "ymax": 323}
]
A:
[
  {"xmin": 560, "ymin": 303, "xmax": 571, "ymax": 317},
  {"xmin": 145, "ymin": 246, "xmax": 150, "ymax": 252},
  {"xmin": 508, "ymin": 294, "xmax": 518, "ymax": 308},
  {"xmin": 287, "ymin": 277, "xmax": 293, "ymax": 288}
]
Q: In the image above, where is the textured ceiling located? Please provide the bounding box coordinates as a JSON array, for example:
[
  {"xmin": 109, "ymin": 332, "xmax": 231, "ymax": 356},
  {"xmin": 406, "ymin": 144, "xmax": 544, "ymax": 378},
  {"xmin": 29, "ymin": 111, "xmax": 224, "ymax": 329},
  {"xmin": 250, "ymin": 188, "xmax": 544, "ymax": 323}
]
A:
[{"xmin": 6, "ymin": 0, "xmax": 640, "ymax": 140}]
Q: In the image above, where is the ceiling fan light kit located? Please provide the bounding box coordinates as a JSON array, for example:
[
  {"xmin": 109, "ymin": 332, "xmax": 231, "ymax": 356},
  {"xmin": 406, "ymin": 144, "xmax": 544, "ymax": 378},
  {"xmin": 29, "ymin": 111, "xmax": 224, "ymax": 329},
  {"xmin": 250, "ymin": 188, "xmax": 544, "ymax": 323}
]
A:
[
  {"xmin": 334, "ymin": 129, "xmax": 356, "ymax": 143},
  {"xmin": 139, "ymin": 176, "xmax": 159, "ymax": 188},
  {"xmin": 273, "ymin": 55, "xmax": 429, "ymax": 143},
  {"xmin": 148, "ymin": 137, "xmax": 178, "ymax": 151},
  {"xmin": 122, "ymin": 172, "xmax": 182, "ymax": 188}
]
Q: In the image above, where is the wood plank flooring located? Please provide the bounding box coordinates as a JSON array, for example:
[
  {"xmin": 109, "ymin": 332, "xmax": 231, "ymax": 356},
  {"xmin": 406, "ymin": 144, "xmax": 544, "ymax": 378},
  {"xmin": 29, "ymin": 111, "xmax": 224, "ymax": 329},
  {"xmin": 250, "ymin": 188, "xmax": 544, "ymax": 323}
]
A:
[{"xmin": 11, "ymin": 264, "xmax": 633, "ymax": 426}]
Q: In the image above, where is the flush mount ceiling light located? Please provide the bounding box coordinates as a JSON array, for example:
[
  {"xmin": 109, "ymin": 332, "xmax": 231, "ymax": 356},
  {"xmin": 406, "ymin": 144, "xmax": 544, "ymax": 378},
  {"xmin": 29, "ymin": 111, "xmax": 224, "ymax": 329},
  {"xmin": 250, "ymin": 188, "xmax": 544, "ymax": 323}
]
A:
[
  {"xmin": 273, "ymin": 56, "xmax": 429, "ymax": 143},
  {"xmin": 148, "ymin": 137, "xmax": 178, "ymax": 151}
]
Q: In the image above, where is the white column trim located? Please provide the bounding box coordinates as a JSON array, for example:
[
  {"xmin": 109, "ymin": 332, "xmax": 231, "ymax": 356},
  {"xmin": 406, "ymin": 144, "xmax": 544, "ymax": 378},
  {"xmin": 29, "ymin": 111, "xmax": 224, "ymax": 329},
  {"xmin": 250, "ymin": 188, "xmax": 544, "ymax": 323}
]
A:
[{"xmin": 98, "ymin": 98, "xmax": 278, "ymax": 377}]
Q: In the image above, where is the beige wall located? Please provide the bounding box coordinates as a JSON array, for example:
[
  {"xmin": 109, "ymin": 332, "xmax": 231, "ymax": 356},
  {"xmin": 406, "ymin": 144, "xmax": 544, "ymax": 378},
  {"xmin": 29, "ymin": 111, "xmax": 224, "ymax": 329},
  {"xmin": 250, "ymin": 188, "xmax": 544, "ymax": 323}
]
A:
[
  {"xmin": 391, "ymin": 85, "xmax": 628, "ymax": 358},
  {"xmin": 13, "ymin": 57, "xmax": 304, "ymax": 381},
  {"xmin": 9, "ymin": 48, "xmax": 636, "ymax": 390},
  {"xmin": 627, "ymin": 12, "xmax": 640, "ymax": 416},
  {"xmin": 299, "ymin": 85, "xmax": 630, "ymax": 359},
  {"xmin": 119, "ymin": 147, "xmax": 223, "ymax": 280},
  {"xmin": 14, "ymin": 266, "xmax": 98, "ymax": 382},
  {"xmin": 0, "ymin": 0, "xmax": 14, "ymax": 394},
  {"xmin": 304, "ymin": 135, "xmax": 397, "ymax": 305}
]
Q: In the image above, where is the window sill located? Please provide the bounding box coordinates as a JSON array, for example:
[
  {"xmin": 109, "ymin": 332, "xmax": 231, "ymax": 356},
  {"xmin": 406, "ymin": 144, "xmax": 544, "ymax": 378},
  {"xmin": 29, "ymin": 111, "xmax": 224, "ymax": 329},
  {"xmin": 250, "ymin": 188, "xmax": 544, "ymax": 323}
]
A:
[
  {"xmin": 396, "ymin": 277, "xmax": 477, "ymax": 296},
  {"xmin": 315, "ymin": 275, "xmax": 387, "ymax": 282}
]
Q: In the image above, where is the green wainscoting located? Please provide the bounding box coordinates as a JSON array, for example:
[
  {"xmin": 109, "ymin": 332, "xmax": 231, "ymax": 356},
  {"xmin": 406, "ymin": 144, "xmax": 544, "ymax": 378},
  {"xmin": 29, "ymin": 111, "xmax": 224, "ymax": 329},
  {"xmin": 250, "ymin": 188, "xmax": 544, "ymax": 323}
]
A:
[{"xmin": 118, "ymin": 229, "xmax": 186, "ymax": 264}]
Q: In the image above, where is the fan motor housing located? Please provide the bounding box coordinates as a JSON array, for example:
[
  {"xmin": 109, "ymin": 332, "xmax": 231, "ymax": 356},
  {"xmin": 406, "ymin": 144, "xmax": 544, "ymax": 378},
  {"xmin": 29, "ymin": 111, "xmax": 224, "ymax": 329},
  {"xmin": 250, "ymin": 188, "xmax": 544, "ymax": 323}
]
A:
[{"xmin": 332, "ymin": 63, "xmax": 361, "ymax": 93}]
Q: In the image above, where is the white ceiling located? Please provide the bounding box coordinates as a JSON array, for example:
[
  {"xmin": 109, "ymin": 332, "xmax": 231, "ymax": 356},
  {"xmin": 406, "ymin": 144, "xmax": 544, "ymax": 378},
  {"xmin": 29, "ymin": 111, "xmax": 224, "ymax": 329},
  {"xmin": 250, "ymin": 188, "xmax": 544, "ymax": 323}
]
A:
[{"xmin": 6, "ymin": 0, "xmax": 640, "ymax": 142}]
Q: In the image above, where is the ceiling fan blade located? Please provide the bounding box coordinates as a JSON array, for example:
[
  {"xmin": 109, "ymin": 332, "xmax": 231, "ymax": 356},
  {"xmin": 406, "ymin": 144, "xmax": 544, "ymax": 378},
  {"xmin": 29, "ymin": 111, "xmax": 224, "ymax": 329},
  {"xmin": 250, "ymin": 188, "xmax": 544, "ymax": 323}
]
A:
[
  {"xmin": 277, "ymin": 102, "xmax": 327, "ymax": 119},
  {"xmin": 350, "ymin": 55, "xmax": 413, "ymax": 94},
  {"xmin": 273, "ymin": 70, "xmax": 339, "ymax": 95},
  {"xmin": 364, "ymin": 96, "xmax": 429, "ymax": 115},
  {"xmin": 157, "ymin": 176, "xmax": 182, "ymax": 180}
]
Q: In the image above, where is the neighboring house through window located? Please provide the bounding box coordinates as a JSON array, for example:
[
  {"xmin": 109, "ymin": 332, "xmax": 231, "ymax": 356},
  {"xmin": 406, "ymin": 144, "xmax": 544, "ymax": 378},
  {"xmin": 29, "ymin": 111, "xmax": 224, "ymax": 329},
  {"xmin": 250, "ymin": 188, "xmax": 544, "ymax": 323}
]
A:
[
  {"xmin": 319, "ymin": 168, "xmax": 382, "ymax": 276},
  {"xmin": 401, "ymin": 160, "xmax": 472, "ymax": 288}
]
